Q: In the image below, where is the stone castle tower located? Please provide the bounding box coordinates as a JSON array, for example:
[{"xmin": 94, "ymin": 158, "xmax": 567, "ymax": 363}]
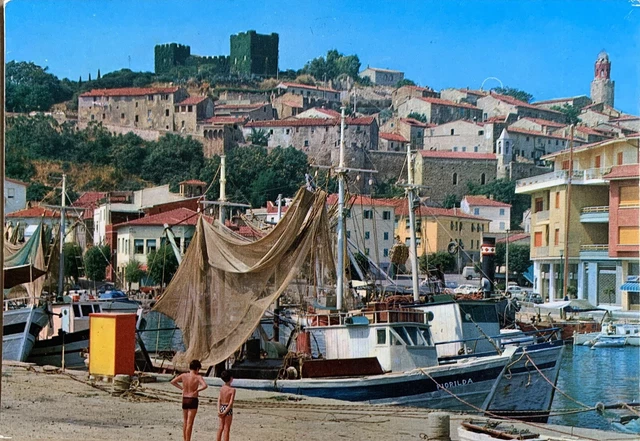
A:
[{"xmin": 590, "ymin": 50, "xmax": 615, "ymax": 107}]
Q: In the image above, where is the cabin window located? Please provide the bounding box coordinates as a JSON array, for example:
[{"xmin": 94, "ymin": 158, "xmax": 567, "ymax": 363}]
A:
[
  {"xmin": 81, "ymin": 305, "xmax": 93, "ymax": 316},
  {"xmin": 376, "ymin": 329, "xmax": 386, "ymax": 345},
  {"xmin": 393, "ymin": 326, "xmax": 411, "ymax": 345},
  {"xmin": 405, "ymin": 326, "xmax": 421, "ymax": 345},
  {"xmin": 73, "ymin": 305, "xmax": 81, "ymax": 317},
  {"xmin": 92, "ymin": 304, "xmax": 101, "ymax": 313},
  {"xmin": 134, "ymin": 239, "xmax": 144, "ymax": 254}
]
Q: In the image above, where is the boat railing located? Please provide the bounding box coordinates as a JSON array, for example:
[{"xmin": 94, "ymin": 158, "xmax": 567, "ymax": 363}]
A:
[
  {"xmin": 3, "ymin": 296, "xmax": 38, "ymax": 311},
  {"xmin": 435, "ymin": 327, "xmax": 562, "ymax": 349},
  {"xmin": 306, "ymin": 307, "xmax": 431, "ymax": 327}
]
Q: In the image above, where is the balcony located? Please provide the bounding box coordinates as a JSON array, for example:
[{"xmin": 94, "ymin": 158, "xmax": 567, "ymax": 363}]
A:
[
  {"xmin": 533, "ymin": 246, "xmax": 549, "ymax": 258},
  {"xmin": 580, "ymin": 206, "xmax": 609, "ymax": 223},
  {"xmin": 534, "ymin": 210, "xmax": 549, "ymax": 223},
  {"xmin": 516, "ymin": 167, "xmax": 612, "ymax": 194},
  {"xmin": 580, "ymin": 244, "xmax": 609, "ymax": 259}
]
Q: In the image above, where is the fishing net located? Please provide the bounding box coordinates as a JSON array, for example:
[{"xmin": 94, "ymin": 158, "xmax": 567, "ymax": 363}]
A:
[{"xmin": 152, "ymin": 187, "xmax": 335, "ymax": 368}]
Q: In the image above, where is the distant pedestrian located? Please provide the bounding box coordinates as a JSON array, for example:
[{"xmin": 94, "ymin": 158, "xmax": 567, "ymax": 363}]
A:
[
  {"xmin": 217, "ymin": 370, "xmax": 236, "ymax": 441},
  {"xmin": 171, "ymin": 359, "xmax": 208, "ymax": 441}
]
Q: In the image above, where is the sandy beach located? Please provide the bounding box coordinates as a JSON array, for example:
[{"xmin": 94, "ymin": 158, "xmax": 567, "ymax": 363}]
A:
[{"xmin": 1, "ymin": 362, "xmax": 636, "ymax": 441}]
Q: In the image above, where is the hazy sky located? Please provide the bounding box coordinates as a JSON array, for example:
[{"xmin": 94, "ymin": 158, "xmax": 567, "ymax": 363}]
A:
[{"xmin": 6, "ymin": 0, "xmax": 639, "ymax": 113}]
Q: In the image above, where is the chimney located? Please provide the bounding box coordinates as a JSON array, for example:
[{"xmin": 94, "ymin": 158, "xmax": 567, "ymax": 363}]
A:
[{"xmin": 489, "ymin": 194, "xmax": 494, "ymax": 200}]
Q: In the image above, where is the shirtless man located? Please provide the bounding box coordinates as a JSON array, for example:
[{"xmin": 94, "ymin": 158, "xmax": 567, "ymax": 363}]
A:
[
  {"xmin": 171, "ymin": 359, "xmax": 208, "ymax": 441},
  {"xmin": 216, "ymin": 370, "xmax": 236, "ymax": 441}
]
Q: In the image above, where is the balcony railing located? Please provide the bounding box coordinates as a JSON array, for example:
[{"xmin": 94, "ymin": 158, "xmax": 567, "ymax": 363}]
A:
[
  {"xmin": 516, "ymin": 167, "xmax": 613, "ymax": 191},
  {"xmin": 534, "ymin": 246, "xmax": 549, "ymax": 257},
  {"xmin": 581, "ymin": 206, "xmax": 610, "ymax": 214},
  {"xmin": 580, "ymin": 244, "xmax": 609, "ymax": 251},
  {"xmin": 535, "ymin": 210, "xmax": 550, "ymax": 222}
]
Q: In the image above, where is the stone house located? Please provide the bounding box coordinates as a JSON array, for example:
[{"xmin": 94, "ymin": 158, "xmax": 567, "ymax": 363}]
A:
[
  {"xmin": 243, "ymin": 116, "xmax": 378, "ymax": 167},
  {"xmin": 496, "ymin": 127, "xmax": 584, "ymax": 165},
  {"xmin": 276, "ymin": 82, "xmax": 342, "ymax": 103},
  {"xmin": 271, "ymin": 93, "xmax": 308, "ymax": 119},
  {"xmin": 174, "ymin": 96, "xmax": 214, "ymax": 133},
  {"xmin": 79, "ymin": 87, "xmax": 189, "ymax": 131},
  {"xmin": 460, "ymin": 195, "xmax": 511, "ymax": 233},
  {"xmin": 508, "ymin": 117, "xmax": 567, "ymax": 135},
  {"xmin": 414, "ymin": 151, "xmax": 497, "ymax": 203},
  {"xmin": 422, "ymin": 120, "xmax": 494, "ymax": 153},
  {"xmin": 379, "ymin": 132, "xmax": 409, "ymax": 152},
  {"xmin": 295, "ymin": 107, "xmax": 341, "ymax": 119},
  {"xmin": 199, "ymin": 116, "xmax": 247, "ymax": 157},
  {"xmin": 359, "ymin": 67, "xmax": 404, "ymax": 86},
  {"xmin": 531, "ymin": 95, "xmax": 592, "ymax": 110},
  {"xmin": 578, "ymin": 109, "xmax": 612, "ymax": 128},
  {"xmin": 391, "ymin": 85, "xmax": 439, "ymax": 110},
  {"xmin": 394, "ymin": 204, "xmax": 490, "ymax": 269},
  {"xmin": 397, "ymin": 97, "xmax": 483, "ymax": 126},
  {"xmin": 380, "ymin": 117, "xmax": 429, "ymax": 150},
  {"xmin": 609, "ymin": 115, "xmax": 640, "ymax": 133},
  {"xmin": 4, "ymin": 177, "xmax": 27, "ymax": 215},
  {"xmin": 476, "ymin": 92, "xmax": 565, "ymax": 123},
  {"xmin": 574, "ymin": 125, "xmax": 613, "ymax": 144},
  {"xmin": 213, "ymin": 102, "xmax": 274, "ymax": 121},
  {"xmin": 439, "ymin": 88, "xmax": 489, "ymax": 106}
]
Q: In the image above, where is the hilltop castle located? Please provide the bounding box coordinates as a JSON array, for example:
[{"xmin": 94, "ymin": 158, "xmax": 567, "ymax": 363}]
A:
[{"xmin": 590, "ymin": 50, "xmax": 615, "ymax": 107}]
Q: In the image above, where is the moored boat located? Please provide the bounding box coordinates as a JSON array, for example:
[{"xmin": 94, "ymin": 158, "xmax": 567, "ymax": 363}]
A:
[{"xmin": 3, "ymin": 301, "xmax": 50, "ymax": 362}]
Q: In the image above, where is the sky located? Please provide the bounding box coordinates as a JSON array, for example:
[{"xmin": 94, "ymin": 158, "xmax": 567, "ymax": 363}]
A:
[{"xmin": 6, "ymin": 0, "xmax": 640, "ymax": 113}]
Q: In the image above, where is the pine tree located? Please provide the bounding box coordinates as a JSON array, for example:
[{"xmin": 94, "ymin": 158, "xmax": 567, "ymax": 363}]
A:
[
  {"xmin": 88, "ymin": 73, "xmax": 92, "ymax": 81},
  {"xmin": 97, "ymin": 69, "xmax": 101, "ymax": 80},
  {"xmin": 78, "ymin": 75, "xmax": 82, "ymax": 86}
]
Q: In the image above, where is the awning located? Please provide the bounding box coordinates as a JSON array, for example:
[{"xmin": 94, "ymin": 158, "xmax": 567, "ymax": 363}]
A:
[{"xmin": 620, "ymin": 281, "xmax": 640, "ymax": 292}]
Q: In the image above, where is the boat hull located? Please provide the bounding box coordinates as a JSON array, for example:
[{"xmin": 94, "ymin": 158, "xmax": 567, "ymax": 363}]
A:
[
  {"xmin": 28, "ymin": 329, "xmax": 90, "ymax": 369},
  {"xmin": 3, "ymin": 305, "xmax": 50, "ymax": 362},
  {"xmin": 482, "ymin": 342, "xmax": 564, "ymax": 423},
  {"xmin": 229, "ymin": 354, "xmax": 510, "ymax": 412}
]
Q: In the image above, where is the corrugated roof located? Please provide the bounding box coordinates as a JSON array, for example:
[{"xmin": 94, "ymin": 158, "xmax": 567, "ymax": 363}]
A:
[{"xmin": 80, "ymin": 87, "xmax": 179, "ymax": 97}]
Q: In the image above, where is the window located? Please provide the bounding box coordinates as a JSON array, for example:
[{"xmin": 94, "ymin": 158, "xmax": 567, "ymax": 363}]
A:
[
  {"xmin": 365, "ymin": 248, "xmax": 370, "ymax": 256},
  {"xmin": 478, "ymin": 130, "xmax": 484, "ymax": 135},
  {"xmin": 147, "ymin": 110, "xmax": 152, "ymax": 118},
  {"xmin": 7, "ymin": 188, "xmax": 14, "ymax": 199},
  {"xmin": 286, "ymin": 129, "xmax": 290, "ymax": 135},
  {"xmin": 377, "ymin": 329, "xmax": 387, "ymax": 345},
  {"xmin": 91, "ymin": 115, "xmax": 95, "ymax": 121},
  {"xmin": 535, "ymin": 197, "xmax": 544, "ymax": 213},
  {"xmin": 480, "ymin": 173, "xmax": 486, "ymax": 185},
  {"xmin": 595, "ymin": 155, "xmax": 601, "ymax": 168},
  {"xmin": 346, "ymin": 231, "xmax": 351, "ymax": 239},
  {"xmin": 474, "ymin": 146, "xmax": 479, "ymax": 152},
  {"xmin": 452, "ymin": 173, "xmax": 458, "ymax": 185},
  {"xmin": 383, "ymin": 248, "xmax": 389, "ymax": 257},
  {"xmin": 121, "ymin": 113, "xmax": 125, "ymax": 119},
  {"xmin": 363, "ymin": 210, "xmax": 373, "ymax": 219},
  {"xmin": 450, "ymin": 221, "xmax": 455, "ymax": 230},
  {"xmin": 384, "ymin": 232, "xmax": 389, "ymax": 240},
  {"xmin": 102, "ymin": 113, "xmax": 106, "ymax": 120},
  {"xmin": 472, "ymin": 224, "xmax": 475, "ymax": 232},
  {"xmin": 534, "ymin": 231, "xmax": 543, "ymax": 247},
  {"xmin": 526, "ymin": 136, "xmax": 530, "ymax": 142},
  {"xmin": 451, "ymin": 129, "xmax": 455, "ymax": 135},
  {"xmin": 617, "ymin": 152, "xmax": 624, "ymax": 165},
  {"xmin": 134, "ymin": 239, "xmax": 144, "ymax": 254},
  {"xmin": 165, "ymin": 109, "xmax": 170, "ymax": 117},
  {"xmin": 135, "ymin": 115, "xmax": 139, "ymax": 123},
  {"xmin": 619, "ymin": 226, "xmax": 639, "ymax": 245},
  {"xmin": 474, "ymin": 208, "xmax": 480, "ymax": 215},
  {"xmin": 554, "ymin": 228, "xmax": 560, "ymax": 246},
  {"xmin": 556, "ymin": 140, "xmax": 559, "ymax": 146},
  {"xmin": 555, "ymin": 192, "xmax": 560, "ymax": 209},
  {"xmin": 181, "ymin": 121, "xmax": 185, "ymax": 128},
  {"xmin": 304, "ymin": 140, "xmax": 309, "ymax": 147},
  {"xmin": 364, "ymin": 231, "xmax": 370, "ymax": 240},
  {"xmin": 148, "ymin": 95, "xmax": 154, "ymax": 101},
  {"xmin": 499, "ymin": 208, "xmax": 505, "ymax": 216},
  {"xmin": 620, "ymin": 185, "xmax": 639, "ymax": 206},
  {"xmin": 453, "ymin": 146, "xmax": 458, "ymax": 152},
  {"xmin": 146, "ymin": 239, "xmax": 157, "ymax": 254},
  {"xmin": 382, "ymin": 210, "xmax": 391, "ymax": 220},
  {"xmin": 562, "ymin": 160, "xmax": 570, "ymax": 170}
]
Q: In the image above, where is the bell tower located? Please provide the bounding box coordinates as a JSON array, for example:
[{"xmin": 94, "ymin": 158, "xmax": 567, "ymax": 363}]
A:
[{"xmin": 590, "ymin": 50, "xmax": 615, "ymax": 107}]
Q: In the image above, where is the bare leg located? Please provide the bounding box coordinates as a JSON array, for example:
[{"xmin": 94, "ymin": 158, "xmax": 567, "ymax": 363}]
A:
[
  {"xmin": 185, "ymin": 409, "xmax": 197, "ymax": 441},
  {"xmin": 182, "ymin": 409, "xmax": 188, "ymax": 441},
  {"xmin": 216, "ymin": 416, "xmax": 225, "ymax": 441},
  {"xmin": 222, "ymin": 415, "xmax": 233, "ymax": 441}
]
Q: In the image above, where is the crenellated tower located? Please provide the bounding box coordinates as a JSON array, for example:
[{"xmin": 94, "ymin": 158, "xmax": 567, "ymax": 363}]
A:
[{"xmin": 590, "ymin": 50, "xmax": 615, "ymax": 107}]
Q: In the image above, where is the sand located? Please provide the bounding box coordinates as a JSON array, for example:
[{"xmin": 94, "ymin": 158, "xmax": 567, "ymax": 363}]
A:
[{"xmin": 1, "ymin": 362, "xmax": 636, "ymax": 441}]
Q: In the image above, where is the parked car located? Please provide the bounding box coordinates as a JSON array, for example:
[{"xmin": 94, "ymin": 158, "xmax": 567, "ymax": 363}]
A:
[
  {"xmin": 454, "ymin": 284, "xmax": 479, "ymax": 295},
  {"xmin": 523, "ymin": 293, "xmax": 543, "ymax": 304},
  {"xmin": 462, "ymin": 266, "xmax": 478, "ymax": 280},
  {"xmin": 506, "ymin": 285, "xmax": 524, "ymax": 297}
]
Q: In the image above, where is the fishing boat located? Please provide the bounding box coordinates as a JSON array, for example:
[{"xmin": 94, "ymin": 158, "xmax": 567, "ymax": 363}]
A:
[
  {"xmin": 575, "ymin": 323, "xmax": 640, "ymax": 347},
  {"xmin": 3, "ymin": 301, "xmax": 50, "ymax": 362}
]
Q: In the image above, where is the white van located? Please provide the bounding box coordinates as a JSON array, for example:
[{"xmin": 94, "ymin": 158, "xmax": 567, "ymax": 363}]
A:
[{"xmin": 462, "ymin": 266, "xmax": 477, "ymax": 280}]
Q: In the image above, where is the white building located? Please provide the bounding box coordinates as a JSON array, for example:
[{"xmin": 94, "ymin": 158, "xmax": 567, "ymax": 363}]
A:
[
  {"xmin": 4, "ymin": 178, "xmax": 27, "ymax": 215},
  {"xmin": 359, "ymin": 67, "xmax": 404, "ymax": 86},
  {"xmin": 460, "ymin": 195, "xmax": 511, "ymax": 233}
]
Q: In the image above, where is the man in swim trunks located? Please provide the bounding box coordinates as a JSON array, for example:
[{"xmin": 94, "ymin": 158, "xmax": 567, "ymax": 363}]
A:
[
  {"xmin": 216, "ymin": 370, "xmax": 236, "ymax": 441},
  {"xmin": 171, "ymin": 359, "xmax": 208, "ymax": 441}
]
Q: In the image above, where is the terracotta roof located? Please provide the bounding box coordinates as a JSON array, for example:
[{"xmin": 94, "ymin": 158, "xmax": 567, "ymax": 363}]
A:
[
  {"xmin": 458, "ymin": 88, "xmax": 489, "ymax": 97},
  {"xmin": 506, "ymin": 127, "xmax": 572, "ymax": 140},
  {"xmin": 395, "ymin": 204, "xmax": 491, "ymax": 221},
  {"xmin": 313, "ymin": 108, "xmax": 341, "ymax": 118},
  {"xmin": 215, "ymin": 102, "xmax": 268, "ymax": 110},
  {"xmin": 484, "ymin": 116, "xmax": 508, "ymax": 124},
  {"xmin": 576, "ymin": 125, "xmax": 612, "ymax": 136},
  {"xmin": 326, "ymin": 194, "xmax": 400, "ymax": 207},
  {"xmin": 496, "ymin": 232, "xmax": 530, "ymax": 243},
  {"xmin": 532, "ymin": 96, "xmax": 587, "ymax": 105},
  {"xmin": 72, "ymin": 191, "xmax": 107, "ymax": 208},
  {"xmin": 80, "ymin": 87, "xmax": 179, "ymax": 97},
  {"xmin": 603, "ymin": 164, "xmax": 640, "ymax": 180},
  {"xmin": 237, "ymin": 225, "xmax": 263, "ymax": 238},
  {"xmin": 7, "ymin": 206, "xmax": 58, "ymax": 218},
  {"xmin": 380, "ymin": 132, "xmax": 409, "ymax": 142},
  {"xmin": 5, "ymin": 177, "xmax": 28, "ymax": 186},
  {"xmin": 176, "ymin": 96, "xmax": 208, "ymax": 106},
  {"xmin": 115, "ymin": 207, "xmax": 203, "ymax": 227},
  {"xmin": 462, "ymin": 195, "xmax": 511, "ymax": 208},
  {"xmin": 542, "ymin": 136, "xmax": 640, "ymax": 160},
  {"xmin": 277, "ymin": 82, "xmax": 338, "ymax": 93},
  {"xmin": 245, "ymin": 116, "xmax": 374, "ymax": 128},
  {"xmin": 610, "ymin": 115, "xmax": 640, "ymax": 122},
  {"xmin": 400, "ymin": 118, "xmax": 429, "ymax": 128},
  {"xmin": 362, "ymin": 67, "xmax": 403, "ymax": 74},
  {"xmin": 418, "ymin": 151, "xmax": 496, "ymax": 160},
  {"xmin": 519, "ymin": 117, "xmax": 566, "ymax": 128},
  {"xmin": 266, "ymin": 201, "xmax": 291, "ymax": 214},
  {"xmin": 179, "ymin": 179, "xmax": 207, "ymax": 186},
  {"xmin": 201, "ymin": 116, "xmax": 248, "ymax": 125},
  {"xmin": 417, "ymin": 97, "xmax": 479, "ymax": 110},
  {"xmin": 487, "ymin": 92, "xmax": 562, "ymax": 113}
]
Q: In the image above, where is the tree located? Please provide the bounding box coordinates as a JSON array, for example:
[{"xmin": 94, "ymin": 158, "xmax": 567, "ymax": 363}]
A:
[
  {"xmin": 419, "ymin": 251, "xmax": 456, "ymax": 273},
  {"xmin": 246, "ymin": 128, "xmax": 270, "ymax": 146},
  {"xmin": 5, "ymin": 61, "xmax": 74, "ymax": 112},
  {"xmin": 491, "ymin": 87, "xmax": 534, "ymax": 104},
  {"xmin": 396, "ymin": 79, "xmax": 416, "ymax": 88},
  {"xmin": 124, "ymin": 259, "xmax": 146, "ymax": 292},
  {"xmin": 63, "ymin": 243, "xmax": 83, "ymax": 285},
  {"xmin": 442, "ymin": 194, "xmax": 460, "ymax": 209},
  {"xmin": 303, "ymin": 49, "xmax": 361, "ymax": 81},
  {"xmin": 496, "ymin": 243, "xmax": 531, "ymax": 275},
  {"xmin": 407, "ymin": 112, "xmax": 428, "ymax": 123},
  {"xmin": 111, "ymin": 132, "xmax": 148, "ymax": 174},
  {"xmin": 141, "ymin": 134, "xmax": 205, "ymax": 187},
  {"xmin": 551, "ymin": 104, "xmax": 582, "ymax": 125},
  {"xmin": 146, "ymin": 244, "xmax": 179, "ymax": 286},
  {"xmin": 84, "ymin": 245, "xmax": 110, "ymax": 282},
  {"xmin": 373, "ymin": 178, "xmax": 404, "ymax": 198}
]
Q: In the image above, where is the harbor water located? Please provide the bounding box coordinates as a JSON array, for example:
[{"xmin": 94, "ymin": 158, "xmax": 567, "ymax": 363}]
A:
[{"xmin": 141, "ymin": 311, "xmax": 639, "ymax": 431}]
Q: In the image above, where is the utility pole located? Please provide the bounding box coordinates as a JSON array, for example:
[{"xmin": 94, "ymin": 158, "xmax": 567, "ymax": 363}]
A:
[
  {"xmin": 406, "ymin": 144, "xmax": 420, "ymax": 302},
  {"xmin": 219, "ymin": 155, "xmax": 227, "ymax": 226},
  {"xmin": 336, "ymin": 107, "xmax": 347, "ymax": 311},
  {"xmin": 58, "ymin": 174, "xmax": 66, "ymax": 297},
  {"xmin": 562, "ymin": 125, "xmax": 574, "ymax": 300},
  {"xmin": 1, "ymin": 1, "xmax": 6, "ymax": 409}
]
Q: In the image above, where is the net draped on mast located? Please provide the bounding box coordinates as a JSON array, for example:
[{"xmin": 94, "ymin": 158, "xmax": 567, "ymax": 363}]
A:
[{"xmin": 152, "ymin": 187, "xmax": 334, "ymax": 367}]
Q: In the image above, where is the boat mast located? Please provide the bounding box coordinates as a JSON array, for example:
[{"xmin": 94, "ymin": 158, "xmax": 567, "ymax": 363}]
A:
[
  {"xmin": 336, "ymin": 107, "xmax": 347, "ymax": 311},
  {"xmin": 219, "ymin": 155, "xmax": 227, "ymax": 225},
  {"xmin": 0, "ymin": 2, "xmax": 6, "ymax": 407},
  {"xmin": 562, "ymin": 125, "xmax": 574, "ymax": 299},
  {"xmin": 406, "ymin": 144, "xmax": 420, "ymax": 302},
  {"xmin": 58, "ymin": 173, "xmax": 66, "ymax": 297}
]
